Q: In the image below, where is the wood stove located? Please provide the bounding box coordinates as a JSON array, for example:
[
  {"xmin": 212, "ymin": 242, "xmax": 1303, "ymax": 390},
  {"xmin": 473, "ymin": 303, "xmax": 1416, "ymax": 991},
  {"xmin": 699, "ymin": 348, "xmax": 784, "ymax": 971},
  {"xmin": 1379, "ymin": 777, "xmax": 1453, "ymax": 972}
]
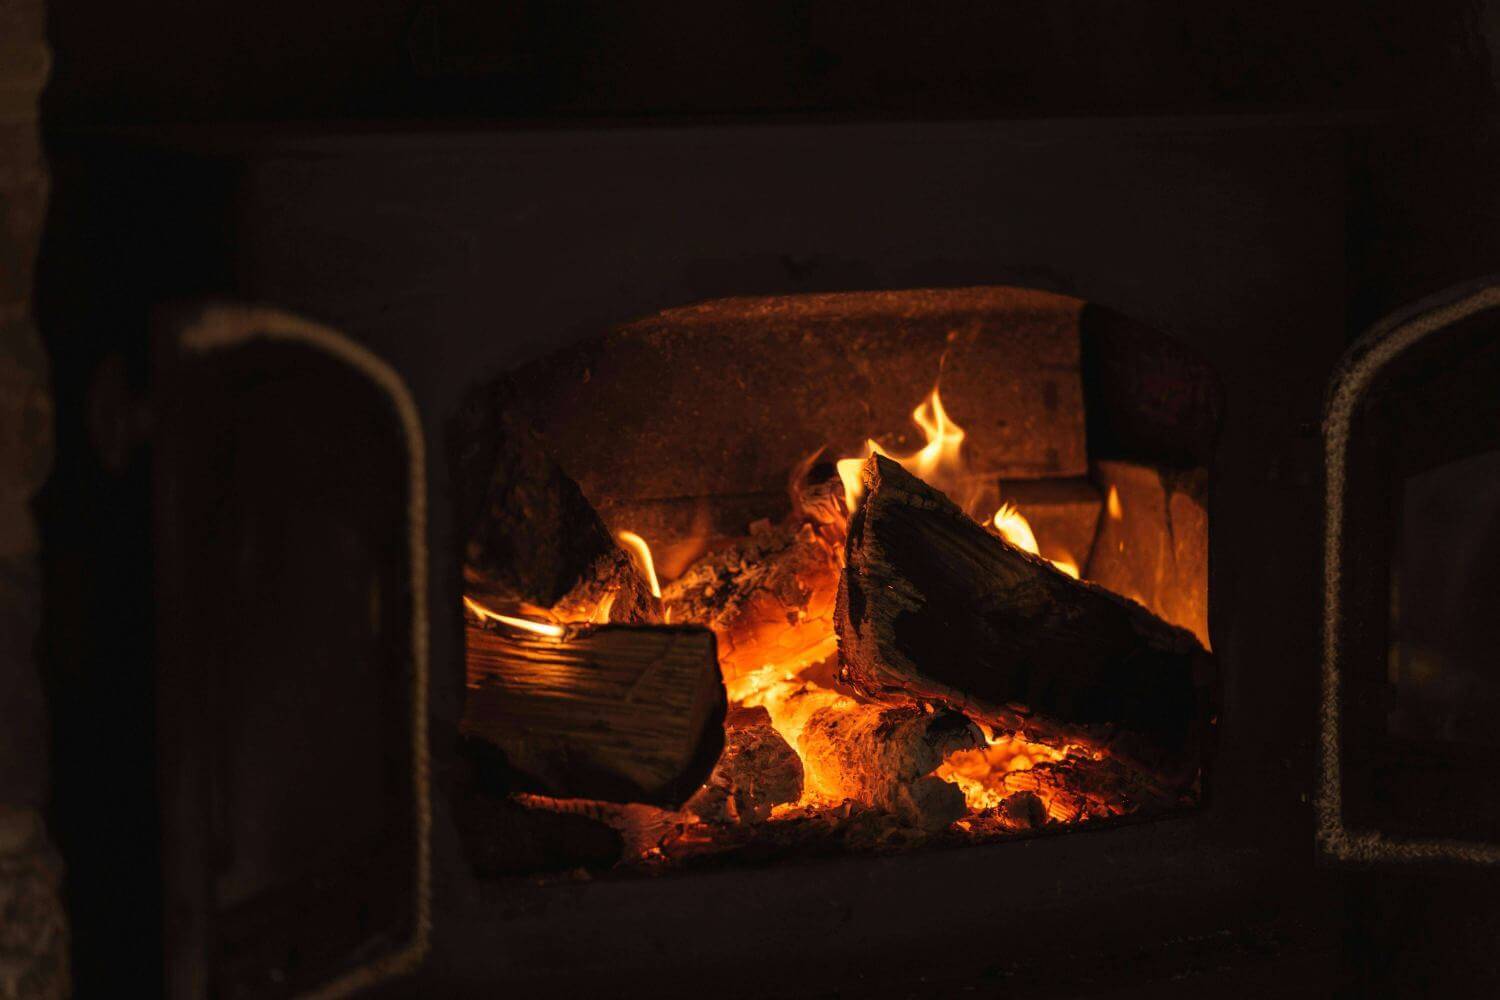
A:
[{"xmin": 30, "ymin": 111, "xmax": 1500, "ymax": 997}]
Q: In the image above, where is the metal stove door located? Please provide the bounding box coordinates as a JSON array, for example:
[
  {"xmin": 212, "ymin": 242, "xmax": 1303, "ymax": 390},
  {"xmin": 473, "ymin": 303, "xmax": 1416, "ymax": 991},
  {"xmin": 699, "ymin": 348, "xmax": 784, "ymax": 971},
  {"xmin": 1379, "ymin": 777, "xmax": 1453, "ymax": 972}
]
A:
[
  {"xmin": 155, "ymin": 304, "xmax": 429, "ymax": 998},
  {"xmin": 1321, "ymin": 278, "xmax": 1500, "ymax": 865}
]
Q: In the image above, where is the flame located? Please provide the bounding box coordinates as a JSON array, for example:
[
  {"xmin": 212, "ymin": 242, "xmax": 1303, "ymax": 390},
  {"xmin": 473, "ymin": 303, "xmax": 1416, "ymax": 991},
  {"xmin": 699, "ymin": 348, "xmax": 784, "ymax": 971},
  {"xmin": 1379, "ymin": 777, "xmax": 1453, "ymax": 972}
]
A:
[
  {"xmin": 835, "ymin": 438, "xmax": 891, "ymax": 513},
  {"xmin": 909, "ymin": 387, "xmax": 966, "ymax": 483},
  {"xmin": 463, "ymin": 595, "xmax": 566, "ymax": 638},
  {"xmin": 1107, "ymin": 484, "xmax": 1123, "ymax": 520},
  {"xmin": 991, "ymin": 503, "xmax": 1081, "ymax": 578},
  {"xmin": 617, "ymin": 530, "xmax": 662, "ymax": 598},
  {"xmin": 991, "ymin": 502, "xmax": 1039, "ymax": 554},
  {"xmin": 835, "ymin": 385, "xmax": 967, "ymax": 514}
]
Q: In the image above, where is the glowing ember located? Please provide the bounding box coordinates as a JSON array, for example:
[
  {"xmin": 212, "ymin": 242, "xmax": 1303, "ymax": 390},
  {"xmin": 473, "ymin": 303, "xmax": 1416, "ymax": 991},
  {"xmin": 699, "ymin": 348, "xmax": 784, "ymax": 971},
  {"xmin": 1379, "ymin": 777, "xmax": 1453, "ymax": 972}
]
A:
[
  {"xmin": 617, "ymin": 530, "xmax": 663, "ymax": 598},
  {"xmin": 472, "ymin": 360, "xmax": 1181, "ymax": 866},
  {"xmin": 462, "ymin": 595, "xmax": 566, "ymax": 638},
  {"xmin": 936, "ymin": 729, "xmax": 1076, "ymax": 812}
]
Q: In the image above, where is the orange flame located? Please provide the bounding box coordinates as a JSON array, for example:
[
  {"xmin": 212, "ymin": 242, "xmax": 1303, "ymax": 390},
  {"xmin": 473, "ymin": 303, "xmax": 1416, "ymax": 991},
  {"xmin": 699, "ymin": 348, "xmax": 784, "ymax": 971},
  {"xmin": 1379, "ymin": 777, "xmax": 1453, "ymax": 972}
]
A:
[
  {"xmin": 991, "ymin": 503, "xmax": 1080, "ymax": 578},
  {"xmin": 462, "ymin": 595, "xmax": 566, "ymax": 638},
  {"xmin": 835, "ymin": 386, "xmax": 967, "ymax": 514},
  {"xmin": 616, "ymin": 530, "xmax": 662, "ymax": 599}
]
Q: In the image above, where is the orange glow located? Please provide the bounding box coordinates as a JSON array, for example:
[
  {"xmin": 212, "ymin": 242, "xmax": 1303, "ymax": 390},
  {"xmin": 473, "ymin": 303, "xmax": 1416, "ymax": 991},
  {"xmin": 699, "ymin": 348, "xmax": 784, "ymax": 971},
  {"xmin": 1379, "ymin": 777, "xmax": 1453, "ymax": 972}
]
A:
[
  {"xmin": 1107, "ymin": 484, "xmax": 1123, "ymax": 520},
  {"xmin": 1050, "ymin": 551, "xmax": 1081, "ymax": 580},
  {"xmin": 835, "ymin": 385, "xmax": 965, "ymax": 514},
  {"xmin": 991, "ymin": 502, "xmax": 1081, "ymax": 578},
  {"xmin": 991, "ymin": 502, "xmax": 1039, "ymax": 554},
  {"xmin": 462, "ymin": 595, "xmax": 566, "ymax": 638},
  {"xmin": 617, "ymin": 530, "xmax": 662, "ymax": 598},
  {"xmin": 936, "ymin": 727, "xmax": 1089, "ymax": 815}
]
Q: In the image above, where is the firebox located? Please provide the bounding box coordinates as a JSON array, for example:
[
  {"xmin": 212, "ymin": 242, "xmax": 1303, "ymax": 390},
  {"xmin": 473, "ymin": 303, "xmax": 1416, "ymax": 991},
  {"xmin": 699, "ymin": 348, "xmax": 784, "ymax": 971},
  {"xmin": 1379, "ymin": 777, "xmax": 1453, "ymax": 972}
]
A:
[
  {"xmin": 451, "ymin": 285, "xmax": 1217, "ymax": 875},
  {"xmin": 40, "ymin": 113, "xmax": 1476, "ymax": 997}
]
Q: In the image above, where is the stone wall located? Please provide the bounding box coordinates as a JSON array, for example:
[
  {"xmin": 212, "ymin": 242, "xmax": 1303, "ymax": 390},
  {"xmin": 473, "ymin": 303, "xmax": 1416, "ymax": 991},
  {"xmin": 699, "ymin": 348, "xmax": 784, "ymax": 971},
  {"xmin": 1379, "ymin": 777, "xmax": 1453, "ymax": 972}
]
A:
[{"xmin": 0, "ymin": 0, "xmax": 67, "ymax": 995}]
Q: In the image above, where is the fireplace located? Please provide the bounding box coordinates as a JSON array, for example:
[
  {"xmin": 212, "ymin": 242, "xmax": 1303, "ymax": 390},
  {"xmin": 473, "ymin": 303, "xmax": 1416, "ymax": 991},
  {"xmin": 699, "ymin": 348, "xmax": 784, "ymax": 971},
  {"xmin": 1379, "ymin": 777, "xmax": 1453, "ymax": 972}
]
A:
[
  {"xmin": 32, "ymin": 108, "xmax": 1500, "ymax": 997},
  {"xmin": 451, "ymin": 285, "xmax": 1217, "ymax": 876}
]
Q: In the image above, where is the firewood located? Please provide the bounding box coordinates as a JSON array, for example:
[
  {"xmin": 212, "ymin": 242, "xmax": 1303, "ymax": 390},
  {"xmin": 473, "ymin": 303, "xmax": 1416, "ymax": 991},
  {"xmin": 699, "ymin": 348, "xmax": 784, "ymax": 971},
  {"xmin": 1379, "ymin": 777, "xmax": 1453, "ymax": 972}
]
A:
[
  {"xmin": 462, "ymin": 619, "xmax": 726, "ymax": 807},
  {"xmin": 661, "ymin": 520, "xmax": 840, "ymax": 681},
  {"xmin": 686, "ymin": 705, "xmax": 804, "ymax": 824},
  {"xmin": 452, "ymin": 381, "xmax": 657, "ymax": 624},
  {"xmin": 797, "ymin": 703, "xmax": 984, "ymax": 830},
  {"xmin": 835, "ymin": 455, "xmax": 1212, "ymax": 784}
]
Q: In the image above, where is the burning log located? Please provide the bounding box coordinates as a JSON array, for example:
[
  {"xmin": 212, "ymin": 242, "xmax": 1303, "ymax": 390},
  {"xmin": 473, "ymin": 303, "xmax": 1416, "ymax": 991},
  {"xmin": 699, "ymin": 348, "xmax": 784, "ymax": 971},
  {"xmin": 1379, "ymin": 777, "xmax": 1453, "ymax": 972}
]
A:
[
  {"xmin": 452, "ymin": 382, "xmax": 657, "ymax": 624},
  {"xmin": 836, "ymin": 455, "xmax": 1211, "ymax": 783},
  {"xmin": 686, "ymin": 705, "xmax": 804, "ymax": 824},
  {"xmin": 661, "ymin": 520, "xmax": 840, "ymax": 681},
  {"xmin": 798, "ymin": 703, "xmax": 984, "ymax": 830},
  {"xmin": 463, "ymin": 619, "xmax": 726, "ymax": 807}
]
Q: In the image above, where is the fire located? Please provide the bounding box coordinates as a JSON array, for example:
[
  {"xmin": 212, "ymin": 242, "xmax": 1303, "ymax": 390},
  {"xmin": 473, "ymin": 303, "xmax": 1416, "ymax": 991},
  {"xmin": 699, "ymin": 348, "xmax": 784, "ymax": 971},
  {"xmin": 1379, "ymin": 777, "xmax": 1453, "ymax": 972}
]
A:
[
  {"xmin": 462, "ymin": 595, "xmax": 566, "ymax": 638},
  {"xmin": 936, "ymin": 729, "xmax": 1073, "ymax": 812},
  {"xmin": 835, "ymin": 386, "xmax": 964, "ymax": 514},
  {"xmin": 992, "ymin": 503, "xmax": 1080, "ymax": 578},
  {"xmin": 991, "ymin": 502, "xmax": 1039, "ymax": 554},
  {"xmin": 617, "ymin": 530, "xmax": 662, "ymax": 598},
  {"xmin": 831, "ymin": 383, "xmax": 1080, "ymax": 578}
]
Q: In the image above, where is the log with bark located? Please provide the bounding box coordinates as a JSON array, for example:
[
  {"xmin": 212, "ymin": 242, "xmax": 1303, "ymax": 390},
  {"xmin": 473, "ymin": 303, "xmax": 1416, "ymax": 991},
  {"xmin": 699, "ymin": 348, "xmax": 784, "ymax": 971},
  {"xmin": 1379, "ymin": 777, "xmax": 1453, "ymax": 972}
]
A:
[
  {"xmin": 463, "ymin": 618, "xmax": 726, "ymax": 806},
  {"xmin": 452, "ymin": 380, "xmax": 657, "ymax": 624},
  {"xmin": 798, "ymin": 702, "xmax": 985, "ymax": 830},
  {"xmin": 836, "ymin": 454, "xmax": 1213, "ymax": 784}
]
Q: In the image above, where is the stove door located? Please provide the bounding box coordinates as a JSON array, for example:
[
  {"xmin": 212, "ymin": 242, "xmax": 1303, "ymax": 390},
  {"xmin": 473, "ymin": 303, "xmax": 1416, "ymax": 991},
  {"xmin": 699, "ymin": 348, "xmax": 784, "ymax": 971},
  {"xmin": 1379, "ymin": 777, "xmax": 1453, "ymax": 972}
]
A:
[
  {"xmin": 155, "ymin": 304, "xmax": 429, "ymax": 997},
  {"xmin": 1321, "ymin": 278, "xmax": 1500, "ymax": 863}
]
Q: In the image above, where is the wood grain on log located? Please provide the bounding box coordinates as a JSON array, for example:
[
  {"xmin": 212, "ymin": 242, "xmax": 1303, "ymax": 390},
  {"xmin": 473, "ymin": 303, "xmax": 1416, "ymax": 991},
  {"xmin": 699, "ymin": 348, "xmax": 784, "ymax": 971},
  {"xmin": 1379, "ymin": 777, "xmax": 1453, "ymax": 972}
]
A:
[
  {"xmin": 836, "ymin": 455, "xmax": 1211, "ymax": 783},
  {"xmin": 463, "ymin": 620, "xmax": 726, "ymax": 806}
]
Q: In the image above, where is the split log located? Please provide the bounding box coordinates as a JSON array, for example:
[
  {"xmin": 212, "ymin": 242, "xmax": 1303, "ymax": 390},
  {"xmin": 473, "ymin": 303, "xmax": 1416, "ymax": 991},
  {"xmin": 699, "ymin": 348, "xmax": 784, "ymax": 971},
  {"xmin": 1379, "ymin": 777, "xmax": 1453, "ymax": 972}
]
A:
[
  {"xmin": 686, "ymin": 705, "xmax": 804, "ymax": 824},
  {"xmin": 462, "ymin": 619, "xmax": 726, "ymax": 806},
  {"xmin": 836, "ymin": 455, "xmax": 1212, "ymax": 783},
  {"xmin": 452, "ymin": 380, "xmax": 657, "ymax": 624},
  {"xmin": 661, "ymin": 520, "xmax": 840, "ymax": 681},
  {"xmin": 798, "ymin": 703, "xmax": 984, "ymax": 830}
]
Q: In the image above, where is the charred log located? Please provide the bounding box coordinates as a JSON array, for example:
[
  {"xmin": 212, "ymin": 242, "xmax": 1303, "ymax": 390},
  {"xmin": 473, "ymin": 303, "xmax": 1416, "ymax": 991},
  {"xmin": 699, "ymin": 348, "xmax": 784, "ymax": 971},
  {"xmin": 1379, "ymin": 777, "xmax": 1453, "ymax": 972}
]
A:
[
  {"xmin": 661, "ymin": 520, "xmax": 840, "ymax": 681},
  {"xmin": 686, "ymin": 705, "xmax": 804, "ymax": 824},
  {"xmin": 463, "ymin": 619, "xmax": 726, "ymax": 807},
  {"xmin": 798, "ymin": 703, "xmax": 984, "ymax": 830},
  {"xmin": 452, "ymin": 380, "xmax": 657, "ymax": 623},
  {"xmin": 836, "ymin": 455, "xmax": 1211, "ymax": 783}
]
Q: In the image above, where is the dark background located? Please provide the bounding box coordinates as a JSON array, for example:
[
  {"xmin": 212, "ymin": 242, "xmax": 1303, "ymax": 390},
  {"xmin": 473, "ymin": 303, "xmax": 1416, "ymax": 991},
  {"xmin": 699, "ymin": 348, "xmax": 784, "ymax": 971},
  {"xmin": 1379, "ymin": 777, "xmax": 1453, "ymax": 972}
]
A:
[{"xmin": 13, "ymin": 1, "xmax": 1500, "ymax": 997}]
